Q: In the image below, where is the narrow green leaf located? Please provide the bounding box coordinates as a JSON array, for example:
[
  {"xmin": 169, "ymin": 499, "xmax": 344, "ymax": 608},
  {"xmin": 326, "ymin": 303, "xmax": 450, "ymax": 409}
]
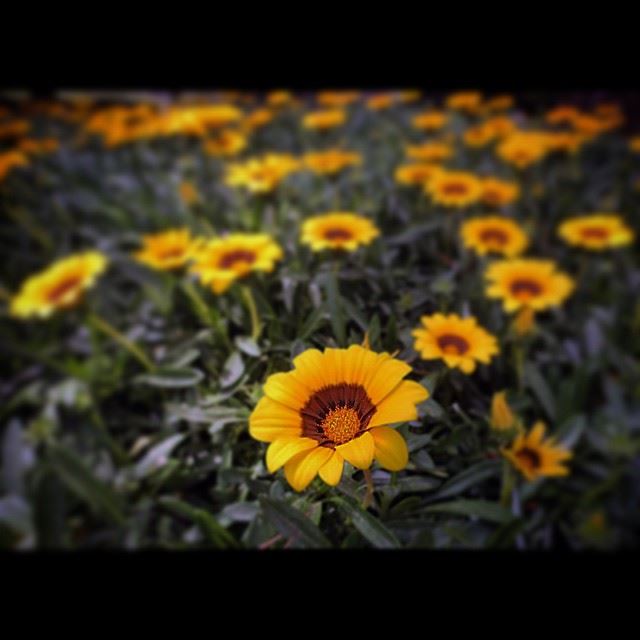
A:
[
  {"xmin": 134, "ymin": 367, "xmax": 204, "ymax": 388},
  {"xmin": 331, "ymin": 496, "xmax": 400, "ymax": 549},
  {"xmin": 422, "ymin": 499, "xmax": 512, "ymax": 523},
  {"xmin": 424, "ymin": 460, "xmax": 502, "ymax": 502},
  {"xmin": 524, "ymin": 362, "xmax": 556, "ymax": 420},
  {"xmin": 220, "ymin": 352, "xmax": 245, "ymax": 388},
  {"xmin": 324, "ymin": 271, "xmax": 346, "ymax": 346}
]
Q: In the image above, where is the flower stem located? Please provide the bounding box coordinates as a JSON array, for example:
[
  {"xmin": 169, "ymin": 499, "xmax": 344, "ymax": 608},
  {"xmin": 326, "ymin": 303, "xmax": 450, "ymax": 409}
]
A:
[
  {"xmin": 88, "ymin": 312, "xmax": 155, "ymax": 372},
  {"xmin": 500, "ymin": 459, "xmax": 516, "ymax": 508},
  {"xmin": 241, "ymin": 285, "xmax": 262, "ymax": 341}
]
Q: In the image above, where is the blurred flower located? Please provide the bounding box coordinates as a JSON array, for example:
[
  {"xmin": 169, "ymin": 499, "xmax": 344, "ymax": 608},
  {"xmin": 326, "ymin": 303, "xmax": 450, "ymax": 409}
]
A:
[
  {"xmin": 545, "ymin": 131, "xmax": 586, "ymax": 154},
  {"xmin": 397, "ymin": 90, "xmax": 422, "ymax": 103},
  {"xmin": 203, "ymin": 129, "xmax": 247, "ymax": 157},
  {"xmin": 302, "ymin": 109, "xmax": 346, "ymax": 130},
  {"xmin": 481, "ymin": 177, "xmax": 520, "ymax": 207},
  {"xmin": 412, "ymin": 111, "xmax": 448, "ymax": 131},
  {"xmin": 482, "ymin": 95, "xmax": 514, "ymax": 112},
  {"xmin": 134, "ymin": 228, "xmax": 201, "ymax": 271},
  {"xmin": 406, "ymin": 141, "xmax": 452, "ymax": 161},
  {"xmin": 190, "ymin": 234, "xmax": 283, "ymax": 294},
  {"xmin": 571, "ymin": 113, "xmax": 608, "ymax": 138},
  {"xmin": 17, "ymin": 137, "xmax": 60, "ymax": 155},
  {"xmin": 10, "ymin": 251, "xmax": 108, "ymax": 319},
  {"xmin": 497, "ymin": 132, "xmax": 549, "ymax": 169},
  {"xmin": 0, "ymin": 119, "xmax": 30, "ymax": 139},
  {"xmin": 0, "ymin": 150, "xmax": 28, "ymax": 182},
  {"xmin": 483, "ymin": 115, "xmax": 517, "ymax": 138},
  {"xmin": 316, "ymin": 91, "xmax": 360, "ymax": 107},
  {"xmin": 249, "ymin": 344, "xmax": 428, "ymax": 491},
  {"xmin": 179, "ymin": 181, "xmax": 200, "ymax": 206},
  {"xmin": 545, "ymin": 105, "xmax": 581, "ymax": 126},
  {"xmin": 490, "ymin": 391, "xmax": 515, "ymax": 431},
  {"xmin": 426, "ymin": 170, "xmax": 483, "ymax": 208},
  {"xmin": 460, "ymin": 216, "xmax": 529, "ymax": 257},
  {"xmin": 225, "ymin": 153, "xmax": 299, "ymax": 193},
  {"xmin": 301, "ymin": 212, "xmax": 379, "ymax": 252},
  {"xmin": 445, "ymin": 91, "xmax": 483, "ymax": 113},
  {"xmin": 302, "ymin": 149, "xmax": 362, "ymax": 175},
  {"xmin": 394, "ymin": 162, "xmax": 443, "ymax": 186},
  {"xmin": 629, "ymin": 136, "xmax": 640, "ymax": 153},
  {"xmin": 266, "ymin": 90, "xmax": 293, "ymax": 107},
  {"xmin": 366, "ymin": 93, "xmax": 395, "ymax": 111},
  {"xmin": 412, "ymin": 313, "xmax": 499, "ymax": 374},
  {"xmin": 242, "ymin": 108, "xmax": 274, "ymax": 132},
  {"xmin": 513, "ymin": 306, "xmax": 536, "ymax": 336},
  {"xmin": 485, "ymin": 258, "xmax": 575, "ymax": 312},
  {"xmin": 502, "ymin": 421, "xmax": 572, "ymax": 481},
  {"xmin": 558, "ymin": 214, "xmax": 634, "ymax": 251},
  {"xmin": 463, "ymin": 124, "xmax": 495, "ymax": 147}
]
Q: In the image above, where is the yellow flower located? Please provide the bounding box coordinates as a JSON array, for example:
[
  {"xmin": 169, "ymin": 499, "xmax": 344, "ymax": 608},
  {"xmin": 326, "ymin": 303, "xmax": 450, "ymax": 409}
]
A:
[
  {"xmin": 179, "ymin": 181, "xmax": 200, "ymax": 206},
  {"xmin": 482, "ymin": 95, "xmax": 514, "ymax": 112},
  {"xmin": 249, "ymin": 344, "xmax": 429, "ymax": 491},
  {"xmin": 558, "ymin": 214, "xmax": 634, "ymax": 251},
  {"xmin": 225, "ymin": 153, "xmax": 299, "ymax": 194},
  {"xmin": 203, "ymin": 129, "xmax": 247, "ymax": 157},
  {"xmin": 366, "ymin": 94, "xmax": 396, "ymax": 111},
  {"xmin": 629, "ymin": 136, "xmax": 640, "ymax": 153},
  {"xmin": 463, "ymin": 124, "xmax": 495, "ymax": 147},
  {"xmin": 445, "ymin": 91, "xmax": 483, "ymax": 113},
  {"xmin": 481, "ymin": 177, "xmax": 520, "ymax": 207},
  {"xmin": 571, "ymin": 114, "xmax": 608, "ymax": 138},
  {"xmin": 266, "ymin": 91, "xmax": 293, "ymax": 107},
  {"xmin": 302, "ymin": 109, "xmax": 346, "ymax": 131},
  {"xmin": 412, "ymin": 313, "xmax": 499, "ymax": 374},
  {"xmin": 545, "ymin": 131, "xmax": 586, "ymax": 154},
  {"xmin": 10, "ymin": 252, "xmax": 108, "ymax": 319},
  {"xmin": 242, "ymin": 108, "xmax": 274, "ymax": 132},
  {"xmin": 134, "ymin": 228, "xmax": 201, "ymax": 271},
  {"xmin": 485, "ymin": 258, "xmax": 575, "ymax": 313},
  {"xmin": 490, "ymin": 391, "xmax": 515, "ymax": 431},
  {"xmin": 412, "ymin": 111, "xmax": 448, "ymax": 131},
  {"xmin": 545, "ymin": 105, "xmax": 581, "ymax": 126},
  {"xmin": 497, "ymin": 132, "xmax": 549, "ymax": 169},
  {"xmin": 513, "ymin": 306, "xmax": 536, "ymax": 336},
  {"xmin": 502, "ymin": 421, "xmax": 572, "ymax": 481},
  {"xmin": 190, "ymin": 234, "xmax": 283, "ymax": 294},
  {"xmin": 301, "ymin": 212, "xmax": 379, "ymax": 252},
  {"xmin": 460, "ymin": 216, "xmax": 529, "ymax": 258},
  {"xmin": 406, "ymin": 141, "xmax": 452, "ymax": 162},
  {"xmin": 302, "ymin": 149, "xmax": 362, "ymax": 175},
  {"xmin": 394, "ymin": 163, "xmax": 443, "ymax": 186},
  {"xmin": 397, "ymin": 90, "xmax": 422, "ymax": 103},
  {"xmin": 0, "ymin": 150, "xmax": 28, "ymax": 182},
  {"xmin": 17, "ymin": 138, "xmax": 60, "ymax": 155},
  {"xmin": 483, "ymin": 116, "xmax": 517, "ymax": 139},
  {"xmin": 316, "ymin": 91, "xmax": 360, "ymax": 107},
  {"xmin": 0, "ymin": 119, "xmax": 30, "ymax": 139},
  {"xmin": 426, "ymin": 170, "xmax": 483, "ymax": 208}
]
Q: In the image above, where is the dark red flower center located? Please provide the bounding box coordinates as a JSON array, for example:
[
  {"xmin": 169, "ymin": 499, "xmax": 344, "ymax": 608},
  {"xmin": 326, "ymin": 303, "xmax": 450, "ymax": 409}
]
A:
[
  {"xmin": 46, "ymin": 276, "xmax": 83, "ymax": 303},
  {"xmin": 324, "ymin": 227, "xmax": 353, "ymax": 241},
  {"xmin": 218, "ymin": 250, "xmax": 257, "ymax": 269},
  {"xmin": 437, "ymin": 334, "xmax": 470, "ymax": 355},
  {"xmin": 515, "ymin": 447, "xmax": 541, "ymax": 470}
]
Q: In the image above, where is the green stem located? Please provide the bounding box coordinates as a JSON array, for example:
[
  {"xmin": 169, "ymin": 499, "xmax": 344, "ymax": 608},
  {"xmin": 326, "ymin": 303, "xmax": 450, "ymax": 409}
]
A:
[
  {"xmin": 500, "ymin": 460, "xmax": 516, "ymax": 508},
  {"xmin": 88, "ymin": 312, "xmax": 155, "ymax": 372},
  {"xmin": 241, "ymin": 285, "xmax": 262, "ymax": 341},
  {"xmin": 181, "ymin": 280, "xmax": 232, "ymax": 348},
  {"xmin": 513, "ymin": 340, "xmax": 526, "ymax": 394}
]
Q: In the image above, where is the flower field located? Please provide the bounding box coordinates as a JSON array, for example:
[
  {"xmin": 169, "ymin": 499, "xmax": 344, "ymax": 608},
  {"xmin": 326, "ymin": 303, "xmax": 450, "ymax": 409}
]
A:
[{"xmin": 1, "ymin": 90, "xmax": 638, "ymax": 550}]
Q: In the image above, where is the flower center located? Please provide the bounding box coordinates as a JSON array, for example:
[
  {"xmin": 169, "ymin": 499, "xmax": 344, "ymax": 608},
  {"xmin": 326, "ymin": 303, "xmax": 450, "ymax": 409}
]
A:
[
  {"xmin": 46, "ymin": 276, "xmax": 83, "ymax": 303},
  {"xmin": 580, "ymin": 226, "xmax": 609, "ymax": 240},
  {"xmin": 442, "ymin": 182, "xmax": 469, "ymax": 195},
  {"xmin": 479, "ymin": 228, "xmax": 508, "ymax": 246},
  {"xmin": 483, "ymin": 189, "xmax": 502, "ymax": 204},
  {"xmin": 510, "ymin": 278, "xmax": 542, "ymax": 300},
  {"xmin": 158, "ymin": 247, "xmax": 187, "ymax": 260},
  {"xmin": 437, "ymin": 333, "xmax": 470, "ymax": 355},
  {"xmin": 321, "ymin": 407, "xmax": 361, "ymax": 444},
  {"xmin": 324, "ymin": 227, "xmax": 353, "ymax": 241},
  {"xmin": 218, "ymin": 249, "xmax": 257, "ymax": 269},
  {"xmin": 515, "ymin": 447, "xmax": 541, "ymax": 471}
]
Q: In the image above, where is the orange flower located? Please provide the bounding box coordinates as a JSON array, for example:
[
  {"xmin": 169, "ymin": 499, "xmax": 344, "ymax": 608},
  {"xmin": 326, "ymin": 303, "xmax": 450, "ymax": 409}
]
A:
[
  {"xmin": 446, "ymin": 91, "xmax": 483, "ymax": 113},
  {"xmin": 481, "ymin": 177, "xmax": 520, "ymax": 207},
  {"xmin": 394, "ymin": 163, "xmax": 442, "ymax": 186},
  {"xmin": 302, "ymin": 149, "xmax": 362, "ymax": 175},
  {"xmin": 242, "ymin": 108, "xmax": 274, "ymax": 131},
  {"xmin": 266, "ymin": 91, "xmax": 293, "ymax": 107},
  {"xmin": 203, "ymin": 129, "xmax": 247, "ymax": 157},
  {"xmin": 426, "ymin": 171, "xmax": 483, "ymax": 208},
  {"xmin": 482, "ymin": 95, "xmax": 514, "ymax": 112},
  {"xmin": 0, "ymin": 119, "xmax": 30, "ymax": 139},
  {"xmin": 17, "ymin": 138, "xmax": 60, "ymax": 155},
  {"xmin": 412, "ymin": 111, "xmax": 448, "ymax": 131},
  {"xmin": 497, "ymin": 132, "xmax": 549, "ymax": 169},
  {"xmin": 483, "ymin": 116, "xmax": 517, "ymax": 139},
  {"xmin": 302, "ymin": 109, "xmax": 346, "ymax": 131},
  {"xmin": 406, "ymin": 141, "xmax": 453, "ymax": 162},
  {"xmin": 366, "ymin": 94, "xmax": 396, "ymax": 111},
  {"xmin": 463, "ymin": 124, "xmax": 495, "ymax": 147},
  {"xmin": 316, "ymin": 91, "xmax": 360, "ymax": 107},
  {"xmin": 545, "ymin": 105, "xmax": 581, "ymax": 126},
  {"xmin": 0, "ymin": 150, "xmax": 28, "ymax": 182}
]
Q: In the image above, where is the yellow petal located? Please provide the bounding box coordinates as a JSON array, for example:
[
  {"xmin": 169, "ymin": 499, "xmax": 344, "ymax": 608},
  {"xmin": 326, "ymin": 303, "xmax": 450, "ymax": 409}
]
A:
[
  {"xmin": 318, "ymin": 451, "xmax": 344, "ymax": 486},
  {"xmin": 266, "ymin": 437, "xmax": 318, "ymax": 473},
  {"xmin": 362, "ymin": 354, "xmax": 412, "ymax": 405},
  {"xmin": 336, "ymin": 431, "xmax": 375, "ymax": 469},
  {"xmin": 369, "ymin": 380, "xmax": 429, "ymax": 427},
  {"xmin": 263, "ymin": 371, "xmax": 311, "ymax": 411},
  {"xmin": 284, "ymin": 446, "xmax": 334, "ymax": 492},
  {"xmin": 371, "ymin": 426, "xmax": 409, "ymax": 471},
  {"xmin": 249, "ymin": 396, "xmax": 301, "ymax": 442}
]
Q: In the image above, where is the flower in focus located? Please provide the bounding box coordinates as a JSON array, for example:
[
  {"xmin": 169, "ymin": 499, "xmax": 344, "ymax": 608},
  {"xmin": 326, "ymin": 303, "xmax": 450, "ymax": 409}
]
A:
[
  {"xmin": 490, "ymin": 391, "xmax": 515, "ymax": 431},
  {"xmin": 502, "ymin": 421, "xmax": 572, "ymax": 481},
  {"xmin": 225, "ymin": 153, "xmax": 299, "ymax": 193},
  {"xmin": 301, "ymin": 212, "xmax": 379, "ymax": 252},
  {"xmin": 445, "ymin": 91, "xmax": 483, "ymax": 113},
  {"xmin": 412, "ymin": 313, "xmax": 499, "ymax": 374},
  {"xmin": 302, "ymin": 149, "xmax": 362, "ymax": 175},
  {"xmin": 394, "ymin": 163, "xmax": 443, "ymax": 186},
  {"xmin": 558, "ymin": 214, "xmax": 634, "ymax": 251},
  {"xmin": 134, "ymin": 228, "xmax": 201, "ymax": 271},
  {"xmin": 0, "ymin": 150, "xmax": 28, "ymax": 182},
  {"xmin": 302, "ymin": 109, "xmax": 346, "ymax": 131},
  {"xmin": 426, "ymin": 170, "xmax": 483, "ymax": 208},
  {"xmin": 406, "ymin": 141, "xmax": 452, "ymax": 162},
  {"xmin": 412, "ymin": 111, "xmax": 448, "ymax": 131},
  {"xmin": 480, "ymin": 177, "xmax": 520, "ymax": 207},
  {"xmin": 460, "ymin": 216, "xmax": 529, "ymax": 257},
  {"xmin": 485, "ymin": 258, "xmax": 575, "ymax": 312},
  {"xmin": 316, "ymin": 91, "xmax": 360, "ymax": 108},
  {"xmin": 249, "ymin": 344, "xmax": 429, "ymax": 491},
  {"xmin": 190, "ymin": 234, "xmax": 283, "ymax": 294},
  {"xmin": 10, "ymin": 251, "xmax": 108, "ymax": 319},
  {"xmin": 204, "ymin": 129, "xmax": 247, "ymax": 157},
  {"xmin": 497, "ymin": 132, "xmax": 549, "ymax": 169}
]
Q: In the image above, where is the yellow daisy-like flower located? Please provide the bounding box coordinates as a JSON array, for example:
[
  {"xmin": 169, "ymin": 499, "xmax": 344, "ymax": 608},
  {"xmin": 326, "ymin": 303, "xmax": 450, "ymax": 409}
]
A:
[
  {"xmin": 485, "ymin": 258, "xmax": 575, "ymax": 313},
  {"xmin": 0, "ymin": 119, "xmax": 31, "ymax": 139},
  {"xmin": 190, "ymin": 234, "xmax": 283, "ymax": 294},
  {"xmin": 397, "ymin": 90, "xmax": 422, "ymax": 103},
  {"xmin": 412, "ymin": 111, "xmax": 448, "ymax": 131},
  {"xmin": 10, "ymin": 251, "xmax": 108, "ymax": 319},
  {"xmin": 558, "ymin": 214, "xmax": 634, "ymax": 251},
  {"xmin": 302, "ymin": 149, "xmax": 362, "ymax": 175},
  {"xmin": 394, "ymin": 163, "xmax": 443, "ymax": 186},
  {"xmin": 460, "ymin": 216, "xmax": 529, "ymax": 258},
  {"xmin": 302, "ymin": 109, "xmax": 346, "ymax": 131},
  {"xmin": 412, "ymin": 313, "xmax": 499, "ymax": 374},
  {"xmin": 463, "ymin": 124, "xmax": 495, "ymax": 147},
  {"xmin": 426, "ymin": 170, "xmax": 483, "ymax": 208},
  {"xmin": 502, "ymin": 421, "xmax": 572, "ymax": 481},
  {"xmin": 203, "ymin": 129, "xmax": 247, "ymax": 157},
  {"xmin": 545, "ymin": 105, "xmax": 581, "ymax": 126},
  {"xmin": 0, "ymin": 150, "xmax": 28, "ymax": 182},
  {"xmin": 497, "ymin": 132, "xmax": 549, "ymax": 169},
  {"xmin": 242, "ymin": 108, "xmax": 274, "ymax": 132},
  {"xmin": 301, "ymin": 212, "xmax": 379, "ymax": 252},
  {"xmin": 445, "ymin": 91, "xmax": 483, "ymax": 113},
  {"xmin": 17, "ymin": 138, "xmax": 60, "ymax": 155},
  {"xmin": 571, "ymin": 114, "xmax": 608, "ymax": 138},
  {"xmin": 316, "ymin": 91, "xmax": 360, "ymax": 108},
  {"xmin": 405, "ymin": 141, "xmax": 452, "ymax": 162},
  {"xmin": 134, "ymin": 228, "xmax": 201, "ymax": 271},
  {"xmin": 225, "ymin": 153, "xmax": 299, "ymax": 194},
  {"xmin": 482, "ymin": 95, "xmax": 514, "ymax": 113},
  {"xmin": 266, "ymin": 91, "xmax": 293, "ymax": 107},
  {"xmin": 490, "ymin": 391, "xmax": 515, "ymax": 431},
  {"xmin": 483, "ymin": 116, "xmax": 517, "ymax": 139},
  {"xmin": 366, "ymin": 94, "xmax": 396, "ymax": 111},
  {"xmin": 545, "ymin": 131, "xmax": 586, "ymax": 154},
  {"xmin": 480, "ymin": 177, "xmax": 520, "ymax": 207},
  {"xmin": 249, "ymin": 344, "xmax": 429, "ymax": 491}
]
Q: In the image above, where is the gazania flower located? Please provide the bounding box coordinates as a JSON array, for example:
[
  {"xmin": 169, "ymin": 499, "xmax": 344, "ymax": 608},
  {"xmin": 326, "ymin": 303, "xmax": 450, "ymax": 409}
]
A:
[
  {"xmin": 483, "ymin": 116, "xmax": 517, "ymax": 139},
  {"xmin": 545, "ymin": 105, "xmax": 582, "ymax": 126},
  {"xmin": 426, "ymin": 170, "xmax": 483, "ymax": 208},
  {"xmin": 179, "ymin": 181, "xmax": 200, "ymax": 206},
  {"xmin": 242, "ymin": 108, "xmax": 274, "ymax": 132},
  {"xmin": 203, "ymin": 129, "xmax": 247, "ymax": 157},
  {"xmin": 628, "ymin": 136, "xmax": 640, "ymax": 153},
  {"xmin": 485, "ymin": 258, "xmax": 575, "ymax": 313},
  {"xmin": 490, "ymin": 391, "xmax": 515, "ymax": 431},
  {"xmin": 482, "ymin": 95, "xmax": 514, "ymax": 113},
  {"xmin": 412, "ymin": 111, "xmax": 448, "ymax": 131},
  {"xmin": 497, "ymin": 132, "xmax": 549, "ymax": 169},
  {"xmin": 445, "ymin": 91, "xmax": 483, "ymax": 113},
  {"xmin": 502, "ymin": 421, "xmax": 572, "ymax": 481},
  {"xmin": 10, "ymin": 251, "xmax": 108, "ymax": 319},
  {"xmin": 0, "ymin": 119, "xmax": 30, "ymax": 139},
  {"xmin": 134, "ymin": 228, "xmax": 201, "ymax": 271},
  {"xmin": 545, "ymin": 131, "xmax": 586, "ymax": 154},
  {"xmin": 463, "ymin": 124, "xmax": 495, "ymax": 147},
  {"xmin": 225, "ymin": 153, "xmax": 299, "ymax": 194},
  {"xmin": 571, "ymin": 114, "xmax": 608, "ymax": 138},
  {"xmin": 249, "ymin": 345, "xmax": 429, "ymax": 491},
  {"xmin": 17, "ymin": 138, "xmax": 60, "ymax": 155},
  {"xmin": 558, "ymin": 214, "xmax": 634, "ymax": 251},
  {"xmin": 316, "ymin": 91, "xmax": 360, "ymax": 108},
  {"xmin": 302, "ymin": 109, "xmax": 346, "ymax": 131},
  {"xmin": 481, "ymin": 177, "xmax": 520, "ymax": 207},
  {"xmin": 397, "ymin": 89, "xmax": 422, "ymax": 103},
  {"xmin": 513, "ymin": 306, "xmax": 536, "ymax": 336},
  {"xmin": 460, "ymin": 216, "xmax": 529, "ymax": 257},
  {"xmin": 266, "ymin": 90, "xmax": 293, "ymax": 107},
  {"xmin": 301, "ymin": 212, "xmax": 379, "ymax": 252},
  {"xmin": 405, "ymin": 141, "xmax": 452, "ymax": 162},
  {"xmin": 394, "ymin": 163, "xmax": 443, "ymax": 186},
  {"xmin": 190, "ymin": 234, "xmax": 283, "ymax": 294},
  {"xmin": 302, "ymin": 149, "xmax": 362, "ymax": 175},
  {"xmin": 0, "ymin": 150, "xmax": 28, "ymax": 182},
  {"xmin": 366, "ymin": 94, "xmax": 395, "ymax": 111},
  {"xmin": 412, "ymin": 313, "xmax": 499, "ymax": 374}
]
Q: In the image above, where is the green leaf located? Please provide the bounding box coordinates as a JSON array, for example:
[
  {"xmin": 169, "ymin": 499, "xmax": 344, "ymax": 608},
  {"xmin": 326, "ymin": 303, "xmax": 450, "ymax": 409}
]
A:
[
  {"xmin": 220, "ymin": 352, "xmax": 245, "ymax": 388},
  {"xmin": 47, "ymin": 444, "xmax": 125, "ymax": 526},
  {"xmin": 235, "ymin": 336, "xmax": 261, "ymax": 357},
  {"xmin": 259, "ymin": 496, "xmax": 331, "ymax": 549},
  {"xmin": 524, "ymin": 362, "xmax": 556, "ymax": 420},
  {"xmin": 324, "ymin": 271, "xmax": 346, "ymax": 346},
  {"xmin": 134, "ymin": 367, "xmax": 204, "ymax": 388},
  {"xmin": 298, "ymin": 305, "xmax": 326, "ymax": 341},
  {"xmin": 421, "ymin": 499, "xmax": 512, "ymax": 523},
  {"xmin": 424, "ymin": 460, "xmax": 502, "ymax": 502},
  {"xmin": 331, "ymin": 496, "xmax": 400, "ymax": 549},
  {"xmin": 135, "ymin": 433, "xmax": 186, "ymax": 478}
]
